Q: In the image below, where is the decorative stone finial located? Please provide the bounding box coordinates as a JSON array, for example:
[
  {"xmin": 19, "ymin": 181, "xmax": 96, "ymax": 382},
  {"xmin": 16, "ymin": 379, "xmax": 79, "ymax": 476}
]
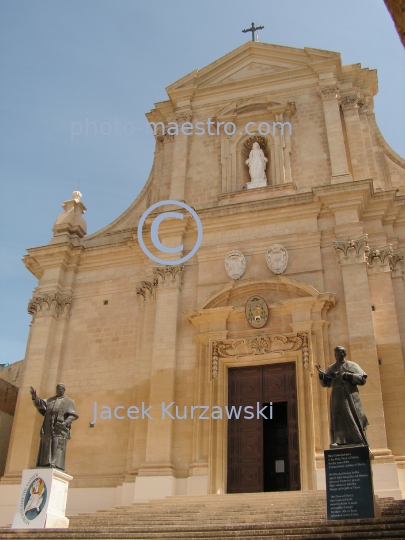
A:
[
  {"xmin": 50, "ymin": 192, "xmax": 87, "ymax": 246},
  {"xmin": 72, "ymin": 191, "xmax": 82, "ymax": 203}
]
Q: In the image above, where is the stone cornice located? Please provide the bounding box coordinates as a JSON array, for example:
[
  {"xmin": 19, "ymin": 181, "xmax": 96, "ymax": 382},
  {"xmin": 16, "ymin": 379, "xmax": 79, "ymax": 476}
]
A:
[
  {"xmin": 185, "ymin": 306, "xmax": 234, "ymax": 333},
  {"xmin": 23, "ymin": 244, "xmax": 83, "ymax": 279},
  {"xmin": 197, "ymin": 196, "xmax": 320, "ymax": 226},
  {"xmin": 314, "ymin": 180, "xmax": 404, "ymax": 227},
  {"xmin": 25, "ymin": 183, "xmax": 403, "ymax": 270},
  {"xmin": 214, "ymin": 98, "xmax": 296, "ymax": 122},
  {"xmin": 196, "ymin": 231, "xmax": 321, "ymax": 263}
]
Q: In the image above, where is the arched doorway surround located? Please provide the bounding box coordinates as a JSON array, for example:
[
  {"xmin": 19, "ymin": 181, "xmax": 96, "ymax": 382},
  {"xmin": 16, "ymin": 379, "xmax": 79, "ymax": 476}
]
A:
[{"xmin": 185, "ymin": 276, "xmax": 336, "ymax": 494}]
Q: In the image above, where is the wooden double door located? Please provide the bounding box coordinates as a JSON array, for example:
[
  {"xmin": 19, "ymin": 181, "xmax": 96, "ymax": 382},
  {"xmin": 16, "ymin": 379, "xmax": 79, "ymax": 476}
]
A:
[{"xmin": 227, "ymin": 362, "xmax": 300, "ymax": 493}]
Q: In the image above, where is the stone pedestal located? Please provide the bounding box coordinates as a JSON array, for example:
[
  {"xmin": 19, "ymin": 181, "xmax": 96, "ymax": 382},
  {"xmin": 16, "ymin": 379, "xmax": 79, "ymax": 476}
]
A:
[
  {"xmin": 246, "ymin": 179, "xmax": 267, "ymax": 189},
  {"xmin": 12, "ymin": 469, "xmax": 72, "ymax": 529},
  {"xmin": 325, "ymin": 446, "xmax": 377, "ymax": 520}
]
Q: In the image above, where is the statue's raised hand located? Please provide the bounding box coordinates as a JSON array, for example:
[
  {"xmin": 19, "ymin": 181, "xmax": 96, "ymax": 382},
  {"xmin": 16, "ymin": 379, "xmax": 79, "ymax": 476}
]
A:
[
  {"xmin": 315, "ymin": 364, "xmax": 326, "ymax": 380},
  {"xmin": 29, "ymin": 386, "xmax": 37, "ymax": 399}
]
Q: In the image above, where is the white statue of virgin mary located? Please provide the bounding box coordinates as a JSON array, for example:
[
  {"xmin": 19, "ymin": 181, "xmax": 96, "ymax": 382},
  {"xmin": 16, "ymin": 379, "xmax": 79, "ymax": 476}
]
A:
[{"xmin": 245, "ymin": 142, "xmax": 268, "ymax": 188}]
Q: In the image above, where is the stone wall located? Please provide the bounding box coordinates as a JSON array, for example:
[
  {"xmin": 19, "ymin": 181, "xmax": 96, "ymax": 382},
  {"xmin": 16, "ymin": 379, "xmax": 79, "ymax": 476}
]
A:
[
  {"xmin": 0, "ymin": 360, "xmax": 25, "ymax": 387},
  {"xmin": 0, "ymin": 379, "xmax": 18, "ymax": 477}
]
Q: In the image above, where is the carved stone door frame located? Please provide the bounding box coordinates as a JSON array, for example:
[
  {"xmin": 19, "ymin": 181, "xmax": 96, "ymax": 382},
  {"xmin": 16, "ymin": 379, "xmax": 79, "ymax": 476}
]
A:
[
  {"xmin": 185, "ymin": 277, "xmax": 337, "ymax": 495},
  {"xmin": 209, "ymin": 343, "xmax": 314, "ymax": 494}
]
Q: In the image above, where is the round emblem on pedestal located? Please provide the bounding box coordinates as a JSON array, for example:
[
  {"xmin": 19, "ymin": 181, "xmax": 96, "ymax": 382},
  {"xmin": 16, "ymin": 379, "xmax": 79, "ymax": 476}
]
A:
[
  {"xmin": 245, "ymin": 296, "xmax": 268, "ymax": 328},
  {"xmin": 23, "ymin": 477, "xmax": 47, "ymax": 520}
]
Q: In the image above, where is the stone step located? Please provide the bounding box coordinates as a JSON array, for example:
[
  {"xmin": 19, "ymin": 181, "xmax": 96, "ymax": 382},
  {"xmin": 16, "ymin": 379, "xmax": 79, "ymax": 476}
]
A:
[
  {"xmin": 71, "ymin": 508, "xmax": 327, "ymax": 517},
  {"xmin": 1, "ymin": 494, "xmax": 404, "ymax": 539},
  {"xmin": 1, "ymin": 517, "xmax": 405, "ymax": 539},
  {"xmin": 70, "ymin": 513, "xmax": 328, "ymax": 520},
  {"xmin": 70, "ymin": 514, "xmax": 328, "ymax": 522},
  {"xmin": 70, "ymin": 516, "xmax": 325, "ymax": 529}
]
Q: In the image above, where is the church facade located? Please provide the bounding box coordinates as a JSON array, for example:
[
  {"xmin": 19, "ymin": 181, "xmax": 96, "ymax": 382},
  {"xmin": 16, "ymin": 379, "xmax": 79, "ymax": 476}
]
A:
[{"xmin": 1, "ymin": 42, "xmax": 405, "ymax": 521}]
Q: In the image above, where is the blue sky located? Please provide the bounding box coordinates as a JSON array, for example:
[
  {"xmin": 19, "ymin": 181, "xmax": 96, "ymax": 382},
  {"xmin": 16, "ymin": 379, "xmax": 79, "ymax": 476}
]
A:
[{"xmin": 0, "ymin": 0, "xmax": 404, "ymax": 363}]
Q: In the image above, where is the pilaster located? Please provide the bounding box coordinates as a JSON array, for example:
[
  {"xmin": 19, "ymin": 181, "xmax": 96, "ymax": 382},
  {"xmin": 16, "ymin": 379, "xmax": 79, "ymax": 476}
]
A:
[
  {"xmin": 317, "ymin": 84, "xmax": 353, "ymax": 184},
  {"xmin": 169, "ymin": 111, "xmax": 192, "ymax": 201},
  {"xmin": 340, "ymin": 93, "xmax": 370, "ymax": 181},
  {"xmin": 272, "ymin": 102, "xmax": 296, "ymax": 185},
  {"xmin": 367, "ymin": 246, "xmax": 405, "ymax": 456},
  {"xmin": 138, "ymin": 264, "xmax": 184, "ymax": 478},
  {"xmin": 358, "ymin": 106, "xmax": 382, "ymax": 188},
  {"xmin": 333, "ymin": 235, "xmax": 391, "ymax": 453},
  {"xmin": 390, "ymin": 250, "xmax": 405, "ymax": 367},
  {"xmin": 126, "ymin": 278, "xmax": 158, "ymax": 477},
  {"xmin": 5, "ymin": 242, "xmax": 83, "ymax": 478}
]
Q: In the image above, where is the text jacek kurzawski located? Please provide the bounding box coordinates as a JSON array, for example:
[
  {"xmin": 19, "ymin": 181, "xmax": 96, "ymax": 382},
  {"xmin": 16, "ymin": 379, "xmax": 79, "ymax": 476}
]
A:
[{"xmin": 91, "ymin": 402, "xmax": 273, "ymax": 423}]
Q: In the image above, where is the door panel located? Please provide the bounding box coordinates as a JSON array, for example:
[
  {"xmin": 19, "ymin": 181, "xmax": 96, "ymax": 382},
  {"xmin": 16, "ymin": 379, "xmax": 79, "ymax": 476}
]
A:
[
  {"xmin": 263, "ymin": 363, "xmax": 300, "ymax": 491},
  {"xmin": 263, "ymin": 401, "xmax": 289, "ymax": 491},
  {"xmin": 227, "ymin": 362, "xmax": 300, "ymax": 493},
  {"xmin": 227, "ymin": 367, "xmax": 263, "ymax": 493}
]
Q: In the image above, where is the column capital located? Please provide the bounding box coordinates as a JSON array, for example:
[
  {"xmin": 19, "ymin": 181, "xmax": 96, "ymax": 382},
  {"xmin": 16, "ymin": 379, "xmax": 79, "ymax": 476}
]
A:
[
  {"xmin": 340, "ymin": 92, "xmax": 370, "ymax": 112},
  {"xmin": 391, "ymin": 249, "xmax": 404, "ymax": 278},
  {"xmin": 339, "ymin": 92, "xmax": 360, "ymax": 111},
  {"xmin": 333, "ymin": 234, "xmax": 369, "ymax": 265},
  {"xmin": 169, "ymin": 110, "xmax": 193, "ymax": 123},
  {"xmin": 156, "ymin": 132, "xmax": 174, "ymax": 145},
  {"xmin": 136, "ymin": 278, "xmax": 158, "ymax": 304},
  {"xmin": 27, "ymin": 291, "xmax": 72, "ymax": 319},
  {"xmin": 153, "ymin": 263, "xmax": 184, "ymax": 288},
  {"xmin": 367, "ymin": 244, "xmax": 393, "ymax": 274},
  {"xmin": 317, "ymin": 83, "xmax": 340, "ymax": 101}
]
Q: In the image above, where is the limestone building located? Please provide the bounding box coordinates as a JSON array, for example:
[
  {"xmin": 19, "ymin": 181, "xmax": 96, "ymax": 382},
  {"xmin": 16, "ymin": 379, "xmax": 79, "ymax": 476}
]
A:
[{"xmin": 1, "ymin": 42, "xmax": 405, "ymax": 522}]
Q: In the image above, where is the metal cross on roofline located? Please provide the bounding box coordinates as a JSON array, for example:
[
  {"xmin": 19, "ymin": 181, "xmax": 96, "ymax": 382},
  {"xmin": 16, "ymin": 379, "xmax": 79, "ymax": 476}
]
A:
[{"xmin": 242, "ymin": 22, "xmax": 264, "ymax": 42}]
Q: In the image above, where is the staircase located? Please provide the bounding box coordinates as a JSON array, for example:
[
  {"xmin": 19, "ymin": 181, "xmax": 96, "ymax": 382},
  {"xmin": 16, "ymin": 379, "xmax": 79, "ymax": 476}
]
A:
[{"xmin": 1, "ymin": 491, "xmax": 405, "ymax": 539}]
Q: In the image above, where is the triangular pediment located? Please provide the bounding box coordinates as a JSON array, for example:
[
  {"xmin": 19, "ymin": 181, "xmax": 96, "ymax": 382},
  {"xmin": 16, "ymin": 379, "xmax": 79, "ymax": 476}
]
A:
[
  {"xmin": 220, "ymin": 61, "xmax": 289, "ymax": 83},
  {"xmin": 166, "ymin": 42, "xmax": 340, "ymax": 95}
]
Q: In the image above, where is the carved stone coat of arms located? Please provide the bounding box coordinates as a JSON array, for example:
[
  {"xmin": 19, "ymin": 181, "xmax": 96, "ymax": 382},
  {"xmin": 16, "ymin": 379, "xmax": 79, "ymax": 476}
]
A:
[
  {"xmin": 245, "ymin": 296, "xmax": 268, "ymax": 328},
  {"xmin": 266, "ymin": 244, "xmax": 288, "ymax": 275},
  {"xmin": 225, "ymin": 250, "xmax": 246, "ymax": 280}
]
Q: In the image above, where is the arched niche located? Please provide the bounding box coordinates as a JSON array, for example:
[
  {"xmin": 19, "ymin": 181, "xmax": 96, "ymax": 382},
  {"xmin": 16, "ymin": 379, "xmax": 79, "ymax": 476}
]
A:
[
  {"xmin": 237, "ymin": 135, "xmax": 273, "ymax": 191},
  {"xmin": 217, "ymin": 99, "xmax": 296, "ymax": 194}
]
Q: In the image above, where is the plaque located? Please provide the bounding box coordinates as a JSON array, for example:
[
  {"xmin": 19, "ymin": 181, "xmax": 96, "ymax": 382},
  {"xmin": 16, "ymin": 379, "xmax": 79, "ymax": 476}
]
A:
[{"xmin": 325, "ymin": 445, "xmax": 375, "ymax": 520}]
